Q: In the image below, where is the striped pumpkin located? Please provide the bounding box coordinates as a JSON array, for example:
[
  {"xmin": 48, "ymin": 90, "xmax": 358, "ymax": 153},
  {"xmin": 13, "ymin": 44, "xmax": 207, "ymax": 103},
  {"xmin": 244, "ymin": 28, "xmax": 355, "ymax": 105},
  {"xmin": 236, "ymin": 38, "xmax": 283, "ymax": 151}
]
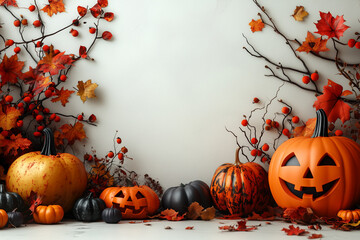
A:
[{"xmin": 210, "ymin": 148, "xmax": 270, "ymax": 216}]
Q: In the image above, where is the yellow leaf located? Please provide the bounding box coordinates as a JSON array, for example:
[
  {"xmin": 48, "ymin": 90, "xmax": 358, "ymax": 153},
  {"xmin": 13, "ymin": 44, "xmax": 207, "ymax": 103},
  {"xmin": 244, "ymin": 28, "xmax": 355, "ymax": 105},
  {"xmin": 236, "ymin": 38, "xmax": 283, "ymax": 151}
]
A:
[
  {"xmin": 292, "ymin": 6, "xmax": 309, "ymax": 21},
  {"xmin": 0, "ymin": 107, "xmax": 21, "ymax": 131},
  {"xmin": 77, "ymin": 80, "xmax": 98, "ymax": 103}
]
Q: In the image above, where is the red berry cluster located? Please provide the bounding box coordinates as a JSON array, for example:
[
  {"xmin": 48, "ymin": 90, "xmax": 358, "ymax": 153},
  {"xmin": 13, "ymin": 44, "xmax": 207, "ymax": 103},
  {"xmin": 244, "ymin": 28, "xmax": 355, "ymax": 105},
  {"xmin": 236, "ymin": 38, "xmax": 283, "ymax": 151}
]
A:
[
  {"xmin": 348, "ymin": 39, "xmax": 360, "ymax": 49},
  {"xmin": 302, "ymin": 72, "xmax": 319, "ymax": 84}
]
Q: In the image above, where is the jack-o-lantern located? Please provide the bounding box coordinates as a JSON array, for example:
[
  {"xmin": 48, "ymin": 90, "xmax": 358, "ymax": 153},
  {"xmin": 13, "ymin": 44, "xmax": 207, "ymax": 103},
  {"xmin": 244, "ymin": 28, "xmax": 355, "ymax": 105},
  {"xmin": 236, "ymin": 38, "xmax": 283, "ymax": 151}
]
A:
[
  {"xmin": 109, "ymin": 186, "xmax": 159, "ymax": 219},
  {"xmin": 269, "ymin": 109, "xmax": 360, "ymax": 217}
]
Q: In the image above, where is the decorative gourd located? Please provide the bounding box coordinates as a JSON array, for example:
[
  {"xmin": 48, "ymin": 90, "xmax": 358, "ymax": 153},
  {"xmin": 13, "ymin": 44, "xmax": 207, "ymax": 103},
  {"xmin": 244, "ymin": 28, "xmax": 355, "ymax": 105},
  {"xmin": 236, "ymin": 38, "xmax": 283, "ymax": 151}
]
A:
[
  {"xmin": 33, "ymin": 205, "xmax": 64, "ymax": 224},
  {"xmin": 337, "ymin": 209, "xmax": 360, "ymax": 223},
  {"xmin": 0, "ymin": 209, "xmax": 8, "ymax": 228},
  {"xmin": 0, "ymin": 184, "xmax": 25, "ymax": 212},
  {"xmin": 210, "ymin": 148, "xmax": 270, "ymax": 216},
  {"xmin": 110, "ymin": 185, "xmax": 160, "ymax": 219},
  {"xmin": 102, "ymin": 206, "xmax": 122, "ymax": 223},
  {"xmin": 73, "ymin": 193, "xmax": 106, "ymax": 222},
  {"xmin": 7, "ymin": 211, "xmax": 24, "ymax": 227},
  {"xmin": 99, "ymin": 187, "xmax": 122, "ymax": 208},
  {"xmin": 6, "ymin": 128, "xmax": 87, "ymax": 212},
  {"xmin": 269, "ymin": 109, "xmax": 360, "ymax": 217},
  {"xmin": 161, "ymin": 180, "xmax": 212, "ymax": 214}
]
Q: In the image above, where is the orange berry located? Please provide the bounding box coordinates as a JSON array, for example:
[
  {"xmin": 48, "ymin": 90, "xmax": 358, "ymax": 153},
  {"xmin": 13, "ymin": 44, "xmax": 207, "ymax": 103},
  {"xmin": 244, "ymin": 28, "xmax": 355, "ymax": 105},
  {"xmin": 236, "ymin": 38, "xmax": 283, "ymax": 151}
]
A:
[
  {"xmin": 33, "ymin": 131, "xmax": 42, "ymax": 137},
  {"xmin": 49, "ymin": 113, "xmax": 56, "ymax": 121},
  {"xmin": 70, "ymin": 29, "xmax": 79, "ymax": 37},
  {"xmin": 302, "ymin": 75, "xmax": 310, "ymax": 84},
  {"xmin": 33, "ymin": 20, "xmax": 41, "ymax": 27},
  {"xmin": 5, "ymin": 95, "xmax": 13, "ymax": 102},
  {"xmin": 17, "ymin": 120, "xmax": 23, "ymax": 127},
  {"xmin": 5, "ymin": 39, "xmax": 14, "ymax": 46},
  {"xmin": 311, "ymin": 72, "xmax": 319, "ymax": 81},
  {"xmin": 107, "ymin": 151, "xmax": 114, "ymax": 158},
  {"xmin": 292, "ymin": 116, "xmax": 299, "ymax": 123},
  {"xmin": 265, "ymin": 119, "xmax": 272, "ymax": 125},
  {"xmin": 44, "ymin": 89, "xmax": 52, "ymax": 98},
  {"xmin": 14, "ymin": 20, "xmax": 21, "ymax": 27},
  {"xmin": 21, "ymin": 19, "xmax": 28, "ymax": 26},
  {"xmin": 250, "ymin": 149, "xmax": 257, "ymax": 157},
  {"xmin": 253, "ymin": 97, "xmax": 260, "ymax": 103},
  {"xmin": 36, "ymin": 115, "xmax": 44, "ymax": 122},
  {"xmin": 241, "ymin": 119, "xmax": 248, "ymax": 126},
  {"xmin": 37, "ymin": 126, "xmax": 45, "ymax": 131},
  {"xmin": 89, "ymin": 27, "xmax": 96, "ymax": 34},
  {"xmin": 42, "ymin": 45, "xmax": 50, "ymax": 52},
  {"xmin": 265, "ymin": 125, "xmax": 271, "ymax": 131},
  {"xmin": 257, "ymin": 150, "xmax": 262, "ymax": 156},
  {"xmin": 18, "ymin": 102, "xmax": 24, "ymax": 108},
  {"xmin": 261, "ymin": 157, "xmax": 268, "ymax": 163},
  {"xmin": 77, "ymin": 115, "xmax": 84, "ymax": 121},
  {"xmin": 262, "ymin": 143, "xmax": 269, "ymax": 152},
  {"xmin": 14, "ymin": 46, "xmax": 21, "ymax": 53},
  {"xmin": 54, "ymin": 115, "xmax": 61, "ymax": 122},
  {"xmin": 60, "ymin": 75, "xmax": 67, "ymax": 82},
  {"xmin": 23, "ymin": 96, "xmax": 31, "ymax": 103},
  {"xmin": 348, "ymin": 39, "xmax": 356, "ymax": 48},
  {"xmin": 29, "ymin": 103, "xmax": 36, "ymax": 110},
  {"xmin": 43, "ymin": 108, "xmax": 50, "ymax": 114},
  {"xmin": 251, "ymin": 138, "xmax": 258, "ymax": 144},
  {"xmin": 281, "ymin": 107, "xmax": 290, "ymax": 114},
  {"xmin": 116, "ymin": 137, "xmax": 122, "ymax": 144},
  {"xmin": 29, "ymin": 5, "xmax": 36, "ymax": 12},
  {"xmin": 282, "ymin": 128, "xmax": 290, "ymax": 136},
  {"xmin": 273, "ymin": 121, "xmax": 280, "ymax": 128},
  {"xmin": 118, "ymin": 153, "xmax": 124, "ymax": 160},
  {"xmin": 355, "ymin": 42, "xmax": 360, "ymax": 49},
  {"xmin": 121, "ymin": 147, "xmax": 128, "ymax": 154},
  {"xmin": 335, "ymin": 130, "xmax": 343, "ymax": 136}
]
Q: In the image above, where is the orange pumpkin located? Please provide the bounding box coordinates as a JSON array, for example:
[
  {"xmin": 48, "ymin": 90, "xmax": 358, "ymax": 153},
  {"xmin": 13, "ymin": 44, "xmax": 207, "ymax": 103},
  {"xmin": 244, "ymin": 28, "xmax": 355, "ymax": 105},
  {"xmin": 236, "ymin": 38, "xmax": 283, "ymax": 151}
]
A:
[
  {"xmin": 33, "ymin": 205, "xmax": 64, "ymax": 224},
  {"xmin": 0, "ymin": 209, "xmax": 8, "ymax": 228},
  {"xmin": 6, "ymin": 128, "xmax": 87, "ymax": 212},
  {"xmin": 337, "ymin": 209, "xmax": 360, "ymax": 223},
  {"xmin": 269, "ymin": 109, "xmax": 360, "ymax": 217},
  {"xmin": 210, "ymin": 148, "xmax": 270, "ymax": 216},
  {"xmin": 100, "ymin": 185, "xmax": 160, "ymax": 219}
]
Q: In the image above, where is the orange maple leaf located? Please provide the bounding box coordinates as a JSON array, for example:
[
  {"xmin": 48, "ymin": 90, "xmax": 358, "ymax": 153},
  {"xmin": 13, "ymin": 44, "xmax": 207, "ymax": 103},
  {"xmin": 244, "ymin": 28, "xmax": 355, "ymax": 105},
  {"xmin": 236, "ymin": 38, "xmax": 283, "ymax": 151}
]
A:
[
  {"xmin": 296, "ymin": 32, "xmax": 329, "ymax": 53},
  {"xmin": 282, "ymin": 225, "xmax": 308, "ymax": 236},
  {"xmin": 37, "ymin": 46, "xmax": 74, "ymax": 75},
  {"xmin": 292, "ymin": 6, "xmax": 309, "ymax": 21},
  {"xmin": 59, "ymin": 122, "xmax": 86, "ymax": 145},
  {"xmin": 159, "ymin": 209, "xmax": 185, "ymax": 221},
  {"xmin": 51, "ymin": 87, "xmax": 75, "ymax": 106},
  {"xmin": 293, "ymin": 118, "xmax": 316, "ymax": 137},
  {"xmin": 77, "ymin": 80, "xmax": 98, "ymax": 103},
  {"xmin": 0, "ymin": 134, "xmax": 32, "ymax": 156},
  {"xmin": 41, "ymin": 0, "xmax": 65, "ymax": 16},
  {"xmin": 0, "ymin": 54, "xmax": 24, "ymax": 86},
  {"xmin": 0, "ymin": 107, "xmax": 21, "ymax": 131},
  {"xmin": 313, "ymin": 79, "xmax": 351, "ymax": 123},
  {"xmin": 22, "ymin": 67, "xmax": 51, "ymax": 96},
  {"xmin": 249, "ymin": 19, "xmax": 265, "ymax": 32},
  {"xmin": 0, "ymin": 0, "xmax": 17, "ymax": 7}
]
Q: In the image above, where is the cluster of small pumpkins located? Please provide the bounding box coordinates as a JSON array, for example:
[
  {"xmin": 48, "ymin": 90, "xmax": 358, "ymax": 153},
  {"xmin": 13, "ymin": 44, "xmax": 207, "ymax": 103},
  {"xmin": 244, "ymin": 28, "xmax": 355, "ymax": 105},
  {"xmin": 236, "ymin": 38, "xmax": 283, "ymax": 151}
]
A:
[{"xmin": 2, "ymin": 109, "xmax": 360, "ymax": 227}]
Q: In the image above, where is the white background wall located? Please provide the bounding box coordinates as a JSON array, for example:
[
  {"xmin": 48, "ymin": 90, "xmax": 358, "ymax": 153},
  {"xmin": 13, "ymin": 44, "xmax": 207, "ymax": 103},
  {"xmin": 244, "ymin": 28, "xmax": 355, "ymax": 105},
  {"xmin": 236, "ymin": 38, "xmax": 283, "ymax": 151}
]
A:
[{"xmin": 1, "ymin": 0, "xmax": 360, "ymax": 190}]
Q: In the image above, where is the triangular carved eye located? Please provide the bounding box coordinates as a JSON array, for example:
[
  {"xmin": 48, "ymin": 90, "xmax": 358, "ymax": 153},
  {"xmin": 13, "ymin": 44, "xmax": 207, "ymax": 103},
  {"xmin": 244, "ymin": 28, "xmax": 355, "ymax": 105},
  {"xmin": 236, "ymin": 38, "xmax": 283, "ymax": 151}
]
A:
[
  {"xmin": 282, "ymin": 155, "xmax": 300, "ymax": 166},
  {"xmin": 115, "ymin": 190, "xmax": 125, "ymax": 198},
  {"xmin": 318, "ymin": 154, "xmax": 336, "ymax": 166}
]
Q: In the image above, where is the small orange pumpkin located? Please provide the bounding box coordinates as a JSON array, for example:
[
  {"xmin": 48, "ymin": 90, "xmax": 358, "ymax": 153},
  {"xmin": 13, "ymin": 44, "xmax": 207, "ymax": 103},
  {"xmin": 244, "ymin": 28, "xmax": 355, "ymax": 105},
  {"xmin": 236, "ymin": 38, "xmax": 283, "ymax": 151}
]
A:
[
  {"xmin": 0, "ymin": 209, "xmax": 8, "ymax": 228},
  {"xmin": 337, "ymin": 209, "xmax": 360, "ymax": 223},
  {"xmin": 33, "ymin": 205, "xmax": 64, "ymax": 224},
  {"xmin": 269, "ymin": 109, "xmax": 360, "ymax": 217},
  {"xmin": 100, "ymin": 185, "xmax": 160, "ymax": 219}
]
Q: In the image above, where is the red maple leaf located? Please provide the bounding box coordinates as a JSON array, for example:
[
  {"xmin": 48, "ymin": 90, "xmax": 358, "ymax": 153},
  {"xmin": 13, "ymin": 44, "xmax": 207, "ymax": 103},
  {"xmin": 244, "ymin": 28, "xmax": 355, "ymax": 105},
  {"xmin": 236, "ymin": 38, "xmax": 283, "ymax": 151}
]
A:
[
  {"xmin": 0, "ymin": 0, "xmax": 18, "ymax": 7},
  {"xmin": 219, "ymin": 220, "xmax": 258, "ymax": 231},
  {"xmin": 313, "ymin": 79, "xmax": 352, "ymax": 123},
  {"xmin": 0, "ymin": 133, "xmax": 32, "ymax": 156},
  {"xmin": 0, "ymin": 54, "xmax": 24, "ymax": 86},
  {"xmin": 51, "ymin": 87, "xmax": 75, "ymax": 106},
  {"xmin": 22, "ymin": 67, "xmax": 51, "ymax": 95},
  {"xmin": 41, "ymin": 0, "xmax": 65, "ymax": 17},
  {"xmin": 308, "ymin": 234, "xmax": 323, "ymax": 239},
  {"xmin": 282, "ymin": 225, "xmax": 309, "ymax": 236},
  {"xmin": 315, "ymin": 11, "xmax": 349, "ymax": 39},
  {"xmin": 297, "ymin": 31, "xmax": 329, "ymax": 53},
  {"xmin": 79, "ymin": 46, "xmax": 87, "ymax": 58},
  {"xmin": 37, "ymin": 46, "xmax": 74, "ymax": 75},
  {"xmin": 159, "ymin": 209, "xmax": 185, "ymax": 221}
]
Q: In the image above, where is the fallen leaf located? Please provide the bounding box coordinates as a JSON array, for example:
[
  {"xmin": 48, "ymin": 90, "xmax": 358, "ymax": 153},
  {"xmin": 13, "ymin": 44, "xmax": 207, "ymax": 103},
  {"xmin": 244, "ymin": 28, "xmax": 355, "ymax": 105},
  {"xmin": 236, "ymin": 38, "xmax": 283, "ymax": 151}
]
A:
[
  {"xmin": 187, "ymin": 202, "xmax": 204, "ymax": 220},
  {"xmin": 42, "ymin": 0, "xmax": 65, "ymax": 17},
  {"xmin": 0, "ymin": 107, "xmax": 21, "ymax": 131},
  {"xmin": 185, "ymin": 226, "xmax": 194, "ymax": 230},
  {"xmin": 313, "ymin": 79, "xmax": 351, "ymax": 123},
  {"xmin": 293, "ymin": 118, "xmax": 316, "ymax": 137},
  {"xmin": 282, "ymin": 225, "xmax": 309, "ymax": 236},
  {"xmin": 77, "ymin": 80, "xmax": 98, "ymax": 103},
  {"xmin": 296, "ymin": 32, "xmax": 329, "ymax": 53},
  {"xmin": 219, "ymin": 220, "xmax": 258, "ymax": 232},
  {"xmin": 308, "ymin": 234, "xmax": 323, "ymax": 239},
  {"xmin": 249, "ymin": 19, "xmax": 265, "ymax": 32},
  {"xmin": 315, "ymin": 11, "xmax": 349, "ymax": 39},
  {"xmin": 0, "ymin": 54, "xmax": 24, "ymax": 86},
  {"xmin": 292, "ymin": 6, "xmax": 309, "ymax": 21},
  {"xmin": 200, "ymin": 206, "xmax": 216, "ymax": 220},
  {"xmin": 165, "ymin": 226, "xmax": 172, "ymax": 230},
  {"xmin": 283, "ymin": 207, "xmax": 317, "ymax": 225},
  {"xmin": 159, "ymin": 209, "xmax": 185, "ymax": 221},
  {"xmin": 59, "ymin": 122, "xmax": 86, "ymax": 145},
  {"xmin": 51, "ymin": 87, "xmax": 75, "ymax": 106}
]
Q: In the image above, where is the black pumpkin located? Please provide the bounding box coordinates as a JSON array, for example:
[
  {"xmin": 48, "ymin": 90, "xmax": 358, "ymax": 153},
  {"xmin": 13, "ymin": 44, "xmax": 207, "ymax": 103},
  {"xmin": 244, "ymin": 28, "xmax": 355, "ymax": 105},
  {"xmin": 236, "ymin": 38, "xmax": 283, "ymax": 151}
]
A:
[
  {"xmin": 7, "ymin": 211, "xmax": 23, "ymax": 227},
  {"xmin": 0, "ymin": 184, "xmax": 25, "ymax": 212},
  {"xmin": 161, "ymin": 180, "xmax": 212, "ymax": 214},
  {"xmin": 102, "ymin": 206, "xmax": 122, "ymax": 223},
  {"xmin": 73, "ymin": 193, "xmax": 106, "ymax": 222}
]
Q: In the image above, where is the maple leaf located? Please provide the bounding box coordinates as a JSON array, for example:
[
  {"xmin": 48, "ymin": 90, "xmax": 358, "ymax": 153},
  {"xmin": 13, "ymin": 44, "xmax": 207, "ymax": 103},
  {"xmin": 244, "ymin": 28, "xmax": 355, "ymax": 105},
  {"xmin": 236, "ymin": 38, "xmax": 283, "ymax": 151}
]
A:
[
  {"xmin": 219, "ymin": 220, "xmax": 258, "ymax": 231},
  {"xmin": 41, "ymin": 0, "xmax": 65, "ymax": 17},
  {"xmin": 37, "ymin": 46, "xmax": 74, "ymax": 75},
  {"xmin": 292, "ymin": 6, "xmax": 309, "ymax": 21},
  {"xmin": 22, "ymin": 67, "xmax": 51, "ymax": 96},
  {"xmin": 0, "ymin": 134, "xmax": 32, "ymax": 156},
  {"xmin": 283, "ymin": 207, "xmax": 317, "ymax": 225},
  {"xmin": 159, "ymin": 209, "xmax": 185, "ymax": 221},
  {"xmin": 249, "ymin": 19, "xmax": 265, "ymax": 32},
  {"xmin": 0, "ymin": 54, "xmax": 24, "ymax": 86},
  {"xmin": 187, "ymin": 202, "xmax": 203, "ymax": 220},
  {"xmin": 0, "ymin": 107, "xmax": 21, "ymax": 131},
  {"xmin": 185, "ymin": 226, "xmax": 194, "ymax": 230},
  {"xmin": 53, "ymin": 130, "xmax": 64, "ymax": 148},
  {"xmin": 308, "ymin": 234, "xmax": 323, "ymax": 239},
  {"xmin": 0, "ymin": 0, "xmax": 18, "ymax": 7},
  {"xmin": 59, "ymin": 122, "xmax": 86, "ymax": 145},
  {"xmin": 77, "ymin": 6, "xmax": 87, "ymax": 17},
  {"xmin": 297, "ymin": 32, "xmax": 329, "ymax": 53},
  {"xmin": 293, "ymin": 118, "xmax": 316, "ymax": 137},
  {"xmin": 200, "ymin": 206, "xmax": 216, "ymax": 220},
  {"xmin": 77, "ymin": 80, "xmax": 98, "ymax": 103},
  {"xmin": 51, "ymin": 87, "xmax": 75, "ymax": 106},
  {"xmin": 313, "ymin": 79, "xmax": 351, "ymax": 123},
  {"xmin": 79, "ymin": 46, "xmax": 87, "ymax": 59},
  {"xmin": 315, "ymin": 12, "xmax": 349, "ymax": 39},
  {"xmin": 28, "ymin": 191, "xmax": 43, "ymax": 214},
  {"xmin": 282, "ymin": 225, "xmax": 309, "ymax": 236}
]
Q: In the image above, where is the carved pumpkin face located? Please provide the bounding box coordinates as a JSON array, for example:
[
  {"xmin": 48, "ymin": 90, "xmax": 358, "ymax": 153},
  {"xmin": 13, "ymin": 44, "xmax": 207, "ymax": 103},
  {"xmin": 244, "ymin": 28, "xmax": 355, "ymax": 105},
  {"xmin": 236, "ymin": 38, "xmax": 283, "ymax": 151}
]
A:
[
  {"xmin": 269, "ymin": 110, "xmax": 360, "ymax": 217},
  {"xmin": 111, "ymin": 186, "xmax": 159, "ymax": 219}
]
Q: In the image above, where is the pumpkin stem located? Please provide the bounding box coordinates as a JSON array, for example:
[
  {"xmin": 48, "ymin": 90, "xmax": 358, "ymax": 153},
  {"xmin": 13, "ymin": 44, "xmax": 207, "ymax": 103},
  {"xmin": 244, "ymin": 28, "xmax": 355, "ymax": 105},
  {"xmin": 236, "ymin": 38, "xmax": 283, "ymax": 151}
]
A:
[
  {"xmin": 235, "ymin": 148, "xmax": 242, "ymax": 165},
  {"xmin": 311, "ymin": 109, "xmax": 329, "ymax": 138},
  {"xmin": 41, "ymin": 128, "xmax": 57, "ymax": 156},
  {"xmin": 0, "ymin": 184, "xmax": 4, "ymax": 193},
  {"xmin": 87, "ymin": 192, "xmax": 93, "ymax": 199}
]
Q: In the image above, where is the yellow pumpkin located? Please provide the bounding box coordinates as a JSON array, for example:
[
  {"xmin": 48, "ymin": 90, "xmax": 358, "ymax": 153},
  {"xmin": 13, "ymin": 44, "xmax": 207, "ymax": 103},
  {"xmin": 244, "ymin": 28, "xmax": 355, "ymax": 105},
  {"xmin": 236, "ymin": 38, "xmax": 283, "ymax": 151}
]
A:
[{"xmin": 6, "ymin": 128, "xmax": 87, "ymax": 212}]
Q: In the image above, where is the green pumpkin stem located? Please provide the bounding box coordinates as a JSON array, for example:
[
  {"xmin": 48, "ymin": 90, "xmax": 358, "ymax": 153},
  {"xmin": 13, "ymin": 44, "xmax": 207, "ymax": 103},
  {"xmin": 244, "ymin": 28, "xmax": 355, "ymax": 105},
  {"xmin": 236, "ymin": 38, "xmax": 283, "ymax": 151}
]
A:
[
  {"xmin": 40, "ymin": 128, "xmax": 57, "ymax": 156},
  {"xmin": 235, "ymin": 148, "xmax": 242, "ymax": 165},
  {"xmin": 311, "ymin": 109, "xmax": 329, "ymax": 138}
]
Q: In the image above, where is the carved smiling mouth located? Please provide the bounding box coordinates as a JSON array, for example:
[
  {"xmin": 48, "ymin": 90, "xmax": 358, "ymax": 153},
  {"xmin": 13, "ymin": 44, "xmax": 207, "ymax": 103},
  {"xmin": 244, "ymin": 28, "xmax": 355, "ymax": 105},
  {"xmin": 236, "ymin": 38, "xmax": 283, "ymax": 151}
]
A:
[{"xmin": 283, "ymin": 179, "xmax": 339, "ymax": 200}]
